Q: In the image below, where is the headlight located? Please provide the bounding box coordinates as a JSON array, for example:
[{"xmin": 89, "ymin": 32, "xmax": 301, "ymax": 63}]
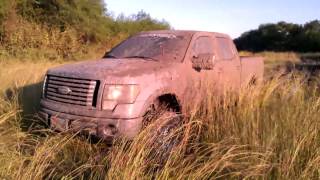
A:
[
  {"xmin": 102, "ymin": 85, "xmax": 140, "ymax": 110},
  {"xmin": 42, "ymin": 75, "xmax": 47, "ymax": 98}
]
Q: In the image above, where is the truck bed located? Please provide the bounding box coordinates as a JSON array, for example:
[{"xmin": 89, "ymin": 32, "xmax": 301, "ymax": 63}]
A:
[{"xmin": 240, "ymin": 56, "xmax": 264, "ymax": 86}]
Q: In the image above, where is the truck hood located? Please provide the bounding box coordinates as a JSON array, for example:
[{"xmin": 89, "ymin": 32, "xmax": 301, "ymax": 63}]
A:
[{"xmin": 47, "ymin": 58, "xmax": 177, "ymax": 82}]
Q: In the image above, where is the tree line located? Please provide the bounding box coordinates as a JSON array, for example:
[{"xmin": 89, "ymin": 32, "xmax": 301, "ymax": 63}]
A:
[{"xmin": 234, "ymin": 20, "xmax": 320, "ymax": 52}]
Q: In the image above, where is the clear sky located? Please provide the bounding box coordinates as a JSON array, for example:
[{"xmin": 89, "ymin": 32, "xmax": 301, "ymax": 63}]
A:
[{"xmin": 104, "ymin": 0, "xmax": 320, "ymax": 38}]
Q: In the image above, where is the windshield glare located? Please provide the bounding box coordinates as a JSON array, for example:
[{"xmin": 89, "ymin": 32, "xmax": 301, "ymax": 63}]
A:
[{"xmin": 105, "ymin": 33, "xmax": 192, "ymax": 62}]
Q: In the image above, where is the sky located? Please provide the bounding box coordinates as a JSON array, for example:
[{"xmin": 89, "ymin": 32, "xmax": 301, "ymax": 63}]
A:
[{"xmin": 104, "ymin": 0, "xmax": 320, "ymax": 38}]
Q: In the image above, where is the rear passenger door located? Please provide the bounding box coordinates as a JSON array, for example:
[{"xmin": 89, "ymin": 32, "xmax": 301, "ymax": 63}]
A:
[{"xmin": 215, "ymin": 36, "xmax": 241, "ymax": 91}]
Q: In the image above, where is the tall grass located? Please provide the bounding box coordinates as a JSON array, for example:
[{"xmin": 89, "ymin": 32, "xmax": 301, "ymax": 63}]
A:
[
  {"xmin": 240, "ymin": 51, "xmax": 301, "ymax": 64},
  {"xmin": 0, "ymin": 15, "xmax": 105, "ymax": 61},
  {"xmin": 0, "ymin": 61, "xmax": 319, "ymax": 179}
]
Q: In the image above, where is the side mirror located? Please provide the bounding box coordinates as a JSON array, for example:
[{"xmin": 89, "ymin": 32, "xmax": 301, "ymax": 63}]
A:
[{"xmin": 191, "ymin": 53, "xmax": 215, "ymax": 70}]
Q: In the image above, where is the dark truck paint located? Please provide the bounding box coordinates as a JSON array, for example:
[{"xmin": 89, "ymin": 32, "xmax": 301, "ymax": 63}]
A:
[{"xmin": 39, "ymin": 30, "xmax": 264, "ymax": 140}]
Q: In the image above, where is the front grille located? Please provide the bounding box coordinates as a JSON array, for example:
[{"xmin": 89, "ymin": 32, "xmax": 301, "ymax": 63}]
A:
[{"xmin": 45, "ymin": 75, "xmax": 99, "ymax": 107}]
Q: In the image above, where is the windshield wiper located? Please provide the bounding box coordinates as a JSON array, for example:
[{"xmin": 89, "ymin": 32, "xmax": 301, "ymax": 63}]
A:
[{"xmin": 124, "ymin": 55, "xmax": 158, "ymax": 61}]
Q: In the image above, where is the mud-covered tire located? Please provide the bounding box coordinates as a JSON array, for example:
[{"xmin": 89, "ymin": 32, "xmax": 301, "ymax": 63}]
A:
[
  {"xmin": 143, "ymin": 111, "xmax": 183, "ymax": 170},
  {"xmin": 154, "ymin": 112, "xmax": 182, "ymax": 153}
]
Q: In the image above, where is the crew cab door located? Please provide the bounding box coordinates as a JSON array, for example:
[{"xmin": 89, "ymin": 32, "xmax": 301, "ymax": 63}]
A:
[{"xmin": 214, "ymin": 36, "xmax": 241, "ymax": 91}]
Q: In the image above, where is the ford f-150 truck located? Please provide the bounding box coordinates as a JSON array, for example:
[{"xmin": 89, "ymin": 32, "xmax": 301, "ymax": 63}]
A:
[{"xmin": 39, "ymin": 30, "xmax": 264, "ymax": 141}]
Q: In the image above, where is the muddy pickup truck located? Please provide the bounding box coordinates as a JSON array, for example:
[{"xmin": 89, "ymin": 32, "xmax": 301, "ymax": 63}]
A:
[{"xmin": 39, "ymin": 30, "xmax": 263, "ymax": 141}]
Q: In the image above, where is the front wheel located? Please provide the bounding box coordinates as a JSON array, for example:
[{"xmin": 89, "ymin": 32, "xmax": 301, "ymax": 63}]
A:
[{"xmin": 142, "ymin": 105, "xmax": 183, "ymax": 170}]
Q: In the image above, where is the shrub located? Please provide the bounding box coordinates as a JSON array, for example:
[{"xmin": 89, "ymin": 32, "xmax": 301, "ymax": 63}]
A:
[
  {"xmin": 0, "ymin": 0, "xmax": 170, "ymax": 61},
  {"xmin": 16, "ymin": 0, "xmax": 113, "ymax": 43}
]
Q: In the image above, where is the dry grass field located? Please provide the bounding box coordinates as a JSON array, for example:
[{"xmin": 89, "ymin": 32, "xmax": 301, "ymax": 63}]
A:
[{"xmin": 0, "ymin": 53, "xmax": 319, "ymax": 179}]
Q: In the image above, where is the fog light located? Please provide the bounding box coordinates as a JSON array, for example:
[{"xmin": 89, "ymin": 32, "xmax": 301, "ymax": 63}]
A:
[
  {"xmin": 101, "ymin": 127, "xmax": 112, "ymax": 136},
  {"xmin": 97, "ymin": 124, "xmax": 117, "ymax": 141}
]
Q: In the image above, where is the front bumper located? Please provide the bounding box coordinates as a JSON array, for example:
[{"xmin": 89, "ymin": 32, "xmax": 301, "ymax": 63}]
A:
[{"xmin": 39, "ymin": 107, "xmax": 143, "ymax": 141}]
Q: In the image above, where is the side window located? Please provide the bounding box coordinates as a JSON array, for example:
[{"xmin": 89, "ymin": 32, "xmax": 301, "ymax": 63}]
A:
[
  {"xmin": 216, "ymin": 37, "xmax": 234, "ymax": 60},
  {"xmin": 193, "ymin": 36, "xmax": 214, "ymax": 55},
  {"xmin": 191, "ymin": 36, "xmax": 215, "ymax": 70}
]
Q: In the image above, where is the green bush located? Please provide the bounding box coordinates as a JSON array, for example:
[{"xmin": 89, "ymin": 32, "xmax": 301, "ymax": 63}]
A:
[
  {"xmin": 114, "ymin": 10, "xmax": 170, "ymax": 36},
  {"xmin": 16, "ymin": 0, "xmax": 114, "ymax": 43},
  {"xmin": 0, "ymin": 0, "xmax": 170, "ymax": 61},
  {"xmin": 15, "ymin": 1, "xmax": 170, "ymax": 44}
]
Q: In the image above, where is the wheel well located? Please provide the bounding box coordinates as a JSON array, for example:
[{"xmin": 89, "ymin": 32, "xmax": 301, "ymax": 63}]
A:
[{"xmin": 157, "ymin": 94, "xmax": 181, "ymax": 112}]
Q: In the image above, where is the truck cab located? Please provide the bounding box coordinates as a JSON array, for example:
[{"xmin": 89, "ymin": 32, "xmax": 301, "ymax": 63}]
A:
[{"xmin": 39, "ymin": 30, "xmax": 263, "ymax": 141}]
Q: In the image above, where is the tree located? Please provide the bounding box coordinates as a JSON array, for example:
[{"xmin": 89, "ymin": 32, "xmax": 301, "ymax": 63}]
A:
[{"xmin": 234, "ymin": 20, "xmax": 320, "ymax": 52}]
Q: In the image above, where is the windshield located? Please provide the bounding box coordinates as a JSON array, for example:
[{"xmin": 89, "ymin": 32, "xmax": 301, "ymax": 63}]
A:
[{"xmin": 104, "ymin": 33, "xmax": 192, "ymax": 62}]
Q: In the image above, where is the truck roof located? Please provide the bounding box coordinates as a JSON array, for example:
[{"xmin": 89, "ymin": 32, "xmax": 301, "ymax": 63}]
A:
[{"xmin": 138, "ymin": 30, "xmax": 230, "ymax": 39}]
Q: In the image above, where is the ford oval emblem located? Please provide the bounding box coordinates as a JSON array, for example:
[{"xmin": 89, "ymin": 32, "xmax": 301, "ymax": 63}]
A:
[{"xmin": 57, "ymin": 86, "xmax": 72, "ymax": 95}]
